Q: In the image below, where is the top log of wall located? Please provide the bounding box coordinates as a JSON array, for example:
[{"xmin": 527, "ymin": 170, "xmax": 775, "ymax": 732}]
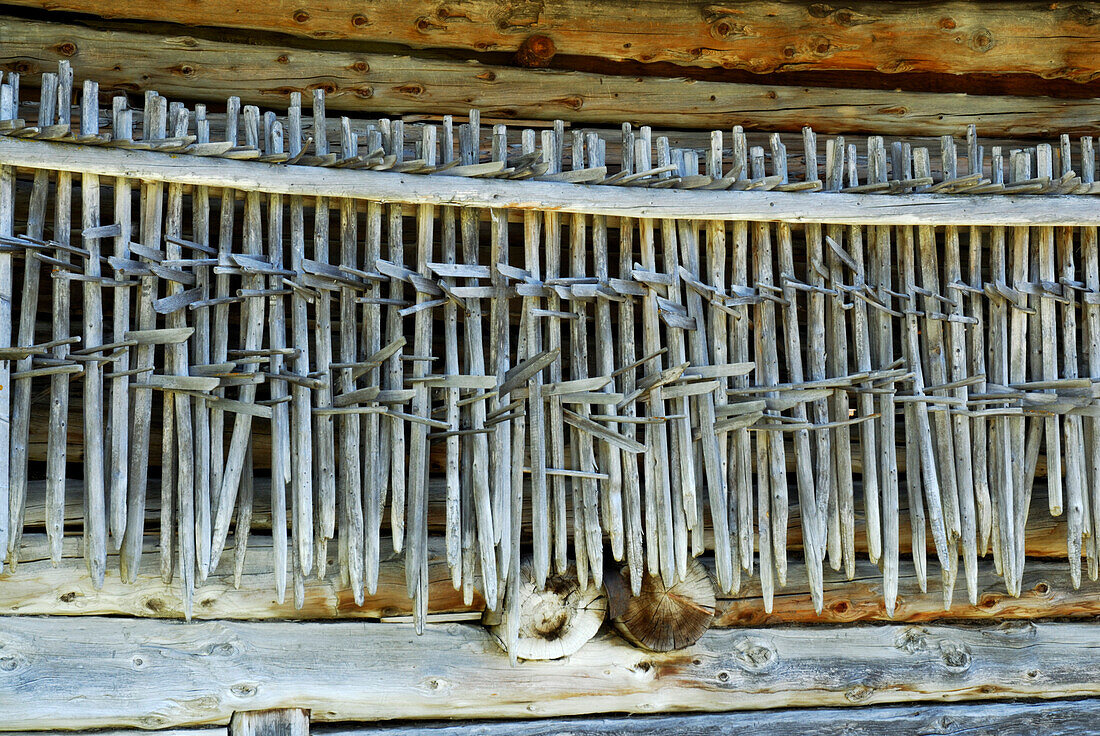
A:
[
  {"xmin": 0, "ymin": 9, "xmax": 1098, "ymax": 137},
  {"xmin": 2, "ymin": 0, "xmax": 1099, "ymax": 81}
]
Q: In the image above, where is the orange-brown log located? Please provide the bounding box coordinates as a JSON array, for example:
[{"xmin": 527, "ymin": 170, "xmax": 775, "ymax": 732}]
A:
[
  {"xmin": 3, "ymin": 0, "xmax": 1099, "ymax": 82},
  {"xmin": 1, "ymin": 16, "xmax": 1098, "ymax": 136}
]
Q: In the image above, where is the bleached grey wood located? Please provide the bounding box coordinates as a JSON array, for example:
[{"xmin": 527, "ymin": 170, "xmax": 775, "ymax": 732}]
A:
[
  {"xmin": 938, "ymin": 137, "xmax": 979, "ymax": 605},
  {"xmin": 311, "ymin": 91, "xmax": 337, "ymax": 573},
  {"xmin": 635, "ymin": 132, "xmax": 675, "ymax": 588},
  {"xmin": 337, "ymin": 118, "xmax": 364, "ymax": 604},
  {"xmin": 0, "ymin": 84, "xmax": 12, "ymax": 572},
  {"xmin": 45, "ymin": 168, "xmax": 72, "ymax": 567},
  {"xmin": 775, "ymin": 218, "xmax": 823, "ymax": 612},
  {"xmin": 5, "ymin": 136, "xmax": 1100, "ymax": 225},
  {"xmin": 406, "ymin": 124, "xmax": 436, "ymax": 631},
  {"xmin": 824, "ymin": 140, "xmax": 854, "ymax": 581},
  {"xmin": 121, "ymin": 92, "xmax": 166, "ymax": 583},
  {"xmin": 190, "ymin": 104, "xmax": 213, "ymax": 582},
  {"xmin": 657, "ymin": 137, "xmax": 691, "ymax": 585},
  {"xmin": 675, "ymin": 157, "xmax": 733, "ymax": 593},
  {"xmin": 384, "ymin": 120, "xmax": 407, "ymax": 556},
  {"xmin": 210, "ymin": 188, "xmax": 267, "ymax": 569},
  {"xmin": 6, "ymin": 153, "xmax": 49, "ymax": 566},
  {"xmin": 164, "ymin": 105, "xmax": 197, "ymax": 616},
  {"xmin": 458, "ymin": 119, "xmax": 498, "ymax": 611},
  {"xmin": 588, "ymin": 132, "xmax": 624, "ymax": 568},
  {"xmin": 77, "ymin": 80, "xmax": 107, "ymax": 589},
  {"xmin": 208, "ymin": 96, "xmax": 239, "ymax": 532},
  {"xmin": 314, "ymin": 700, "xmax": 1100, "ymax": 736},
  {"xmin": 897, "ymin": 210, "xmax": 952, "ymax": 582},
  {"xmin": 1035, "ymin": 146, "xmax": 1064, "ymax": 519},
  {"xmin": 8, "ymin": 616, "xmax": 1100, "ymax": 728},
  {"xmin": 567, "ymin": 130, "xmax": 602, "ymax": 588},
  {"xmin": 286, "ymin": 94, "xmax": 313, "ymax": 601}
]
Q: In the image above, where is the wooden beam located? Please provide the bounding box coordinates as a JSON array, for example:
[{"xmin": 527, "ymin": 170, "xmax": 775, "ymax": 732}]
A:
[
  {"xmin": 717, "ymin": 559, "xmax": 1099, "ymax": 626},
  {"xmin": 1, "ymin": 16, "xmax": 1098, "ymax": 136},
  {"xmin": 3, "ymin": 1, "xmax": 1098, "ymax": 82},
  {"xmin": 312, "ymin": 699, "xmax": 1100, "ymax": 736},
  {"xmin": 0, "ymin": 534, "xmax": 482, "ymax": 620},
  {"xmin": 1, "ymin": 531, "xmax": 1091, "ymax": 624},
  {"xmin": 4, "ymin": 616, "xmax": 1100, "ymax": 728},
  {"xmin": 3, "ymin": 137, "xmax": 1100, "ymax": 226}
]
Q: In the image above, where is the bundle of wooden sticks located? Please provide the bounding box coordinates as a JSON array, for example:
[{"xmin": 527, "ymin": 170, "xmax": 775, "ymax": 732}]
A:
[{"xmin": 0, "ymin": 62, "xmax": 1096, "ymax": 654}]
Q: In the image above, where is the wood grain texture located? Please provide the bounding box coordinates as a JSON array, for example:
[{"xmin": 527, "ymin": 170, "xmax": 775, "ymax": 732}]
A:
[
  {"xmin": 717, "ymin": 558, "xmax": 1100, "ymax": 626},
  {"xmin": 1, "ymin": 16, "xmax": 1098, "ymax": 136},
  {"xmin": 312, "ymin": 699, "xmax": 1100, "ymax": 736},
  {"xmin": 0, "ymin": 534, "xmax": 482, "ymax": 620},
  {"xmin": 0, "ymin": 537, "xmax": 1095, "ymax": 627},
  {"xmin": 4, "ymin": 616, "xmax": 1100, "ymax": 728},
  {"xmin": 4, "ymin": 0, "xmax": 1099, "ymax": 82},
  {"xmin": 4, "ymin": 137, "xmax": 1100, "ymax": 226}
]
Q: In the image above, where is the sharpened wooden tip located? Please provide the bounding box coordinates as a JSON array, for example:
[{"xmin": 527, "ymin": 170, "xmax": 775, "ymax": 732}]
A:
[
  {"xmin": 613, "ymin": 556, "xmax": 716, "ymax": 652},
  {"xmin": 488, "ymin": 559, "xmax": 606, "ymax": 661}
]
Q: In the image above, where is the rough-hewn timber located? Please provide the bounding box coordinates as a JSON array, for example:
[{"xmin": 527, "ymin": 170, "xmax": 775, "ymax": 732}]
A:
[
  {"xmin": 312, "ymin": 699, "xmax": 1100, "ymax": 736},
  {"xmin": 1, "ymin": 17, "xmax": 1098, "ymax": 136},
  {"xmin": 3, "ymin": 1, "xmax": 1098, "ymax": 82},
  {"xmin": 3, "ymin": 616, "xmax": 1100, "ymax": 729}
]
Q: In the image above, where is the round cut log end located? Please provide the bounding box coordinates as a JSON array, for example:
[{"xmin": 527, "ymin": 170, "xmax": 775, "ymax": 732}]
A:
[
  {"xmin": 490, "ymin": 559, "xmax": 607, "ymax": 661},
  {"xmin": 613, "ymin": 557, "xmax": 717, "ymax": 652}
]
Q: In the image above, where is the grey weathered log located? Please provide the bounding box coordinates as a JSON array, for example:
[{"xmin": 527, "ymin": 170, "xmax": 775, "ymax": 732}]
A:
[
  {"xmin": 312, "ymin": 699, "xmax": 1100, "ymax": 736},
  {"xmin": 6, "ymin": 137, "xmax": 1100, "ymax": 225},
  {"xmin": 7, "ymin": 616, "xmax": 1100, "ymax": 728}
]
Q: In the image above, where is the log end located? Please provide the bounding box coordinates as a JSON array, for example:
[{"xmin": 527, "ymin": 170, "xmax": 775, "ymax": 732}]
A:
[
  {"xmin": 489, "ymin": 560, "xmax": 607, "ymax": 661},
  {"xmin": 613, "ymin": 557, "xmax": 716, "ymax": 652}
]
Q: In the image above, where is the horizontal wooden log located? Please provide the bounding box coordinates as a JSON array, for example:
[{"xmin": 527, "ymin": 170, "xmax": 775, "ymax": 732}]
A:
[
  {"xmin": 5, "ymin": 0, "xmax": 1098, "ymax": 82},
  {"xmin": 718, "ymin": 559, "xmax": 1098, "ymax": 626},
  {"xmin": 0, "ymin": 534, "xmax": 482, "ymax": 620},
  {"xmin": 2, "ymin": 16, "xmax": 1098, "ymax": 136},
  {"xmin": 4, "ymin": 616, "xmax": 1100, "ymax": 728},
  {"xmin": 1, "ymin": 528, "xmax": 1089, "ymax": 624},
  {"xmin": 314, "ymin": 698, "xmax": 1100, "ymax": 736},
  {"xmin": 6, "ymin": 731, "xmax": 224, "ymax": 736},
  {"xmin": 3, "ymin": 137, "xmax": 1099, "ymax": 225}
]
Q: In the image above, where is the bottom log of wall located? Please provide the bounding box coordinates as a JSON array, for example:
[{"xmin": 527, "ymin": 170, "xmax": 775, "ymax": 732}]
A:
[
  {"xmin": 4, "ymin": 616, "xmax": 1100, "ymax": 728},
  {"xmin": 318, "ymin": 699, "xmax": 1100, "ymax": 736}
]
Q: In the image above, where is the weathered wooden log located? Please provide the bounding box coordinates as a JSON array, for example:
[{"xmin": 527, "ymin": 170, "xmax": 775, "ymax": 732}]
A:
[
  {"xmin": 4, "ymin": 534, "xmax": 1097, "ymax": 627},
  {"xmin": 6, "ymin": 138, "xmax": 1100, "ymax": 226},
  {"xmin": 6, "ymin": 0, "xmax": 1099, "ymax": 82},
  {"xmin": 0, "ymin": 534, "xmax": 483, "ymax": 621},
  {"xmin": 312, "ymin": 699, "xmax": 1100, "ymax": 736},
  {"xmin": 5, "ymin": 616, "xmax": 1100, "ymax": 728},
  {"xmin": 2, "ymin": 16, "xmax": 1099, "ymax": 136}
]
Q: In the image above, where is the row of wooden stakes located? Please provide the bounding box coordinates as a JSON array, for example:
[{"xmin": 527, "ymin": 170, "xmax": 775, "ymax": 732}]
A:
[{"xmin": 0, "ymin": 62, "xmax": 1097, "ymax": 657}]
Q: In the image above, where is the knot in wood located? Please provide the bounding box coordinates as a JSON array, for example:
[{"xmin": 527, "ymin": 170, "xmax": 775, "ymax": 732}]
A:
[
  {"xmin": 732, "ymin": 635, "xmax": 777, "ymax": 672},
  {"xmin": 895, "ymin": 626, "xmax": 930, "ymax": 654},
  {"xmin": 938, "ymin": 640, "xmax": 972, "ymax": 671},
  {"xmin": 515, "ymin": 35, "xmax": 556, "ymax": 68},
  {"xmin": 968, "ymin": 28, "xmax": 995, "ymax": 52},
  {"xmin": 845, "ymin": 684, "xmax": 875, "ymax": 703}
]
